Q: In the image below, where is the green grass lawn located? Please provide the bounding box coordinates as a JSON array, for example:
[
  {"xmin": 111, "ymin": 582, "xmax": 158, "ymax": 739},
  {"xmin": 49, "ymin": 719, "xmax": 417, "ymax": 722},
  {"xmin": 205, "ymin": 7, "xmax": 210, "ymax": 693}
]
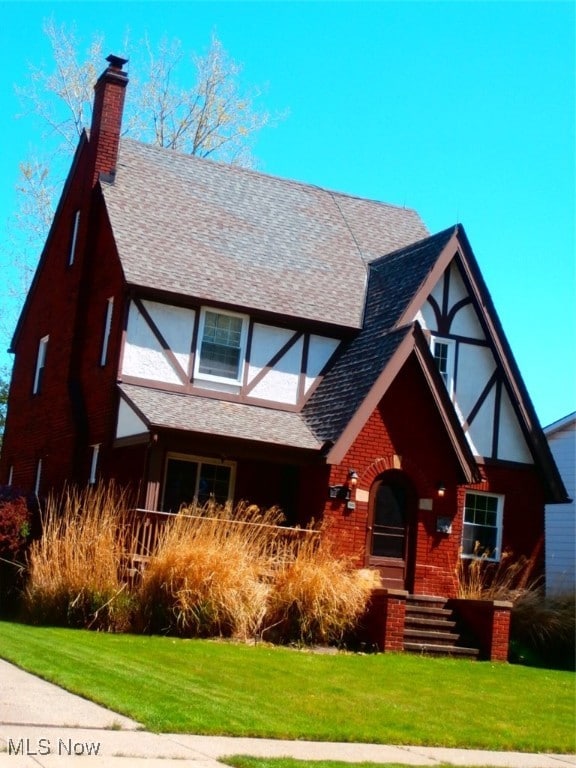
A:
[
  {"xmin": 0, "ymin": 621, "xmax": 574, "ymax": 753},
  {"xmin": 224, "ymin": 759, "xmax": 499, "ymax": 768}
]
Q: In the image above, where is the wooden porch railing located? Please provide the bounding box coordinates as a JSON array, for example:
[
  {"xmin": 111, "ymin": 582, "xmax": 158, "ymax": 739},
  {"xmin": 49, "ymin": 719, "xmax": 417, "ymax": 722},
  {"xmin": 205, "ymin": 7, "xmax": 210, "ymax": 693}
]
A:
[{"xmin": 126, "ymin": 508, "xmax": 320, "ymax": 574}]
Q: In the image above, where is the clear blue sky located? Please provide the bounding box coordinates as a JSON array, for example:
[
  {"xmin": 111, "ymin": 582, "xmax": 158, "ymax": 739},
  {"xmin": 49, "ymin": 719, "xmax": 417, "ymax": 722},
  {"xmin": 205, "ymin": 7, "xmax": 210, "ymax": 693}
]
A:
[{"xmin": 0, "ymin": 1, "xmax": 574, "ymax": 427}]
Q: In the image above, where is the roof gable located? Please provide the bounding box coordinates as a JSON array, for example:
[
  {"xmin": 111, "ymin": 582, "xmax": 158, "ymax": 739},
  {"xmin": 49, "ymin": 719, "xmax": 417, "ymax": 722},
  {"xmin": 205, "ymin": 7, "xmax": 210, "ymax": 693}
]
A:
[{"xmin": 100, "ymin": 139, "xmax": 428, "ymax": 330}]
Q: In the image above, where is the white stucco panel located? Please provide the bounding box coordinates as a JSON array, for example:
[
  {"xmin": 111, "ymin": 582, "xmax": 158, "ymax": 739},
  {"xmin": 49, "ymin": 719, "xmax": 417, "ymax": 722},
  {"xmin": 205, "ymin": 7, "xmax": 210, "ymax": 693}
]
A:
[
  {"xmin": 450, "ymin": 301, "xmax": 485, "ymax": 339},
  {"xmin": 446, "ymin": 262, "xmax": 469, "ymax": 307},
  {"xmin": 466, "ymin": 385, "xmax": 496, "ymax": 458},
  {"xmin": 116, "ymin": 398, "xmax": 149, "ymax": 439},
  {"xmin": 305, "ymin": 335, "xmax": 340, "ymax": 393},
  {"xmin": 143, "ymin": 300, "xmax": 195, "ymax": 375},
  {"xmin": 247, "ymin": 324, "xmax": 296, "ymax": 384},
  {"xmin": 496, "ymin": 388, "xmax": 533, "ymax": 463},
  {"xmin": 414, "ymin": 303, "xmax": 437, "ymax": 332},
  {"xmin": 250, "ymin": 336, "xmax": 304, "ymax": 404},
  {"xmin": 454, "ymin": 344, "xmax": 496, "ymax": 421},
  {"xmin": 122, "ymin": 303, "xmax": 183, "ymax": 384}
]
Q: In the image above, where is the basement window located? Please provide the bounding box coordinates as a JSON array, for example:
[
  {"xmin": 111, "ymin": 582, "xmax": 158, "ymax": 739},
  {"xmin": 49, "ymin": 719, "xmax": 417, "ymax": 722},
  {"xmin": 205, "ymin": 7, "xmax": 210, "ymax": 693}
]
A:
[
  {"xmin": 194, "ymin": 308, "xmax": 248, "ymax": 385},
  {"xmin": 33, "ymin": 335, "xmax": 49, "ymax": 395},
  {"xmin": 461, "ymin": 491, "xmax": 504, "ymax": 561},
  {"xmin": 161, "ymin": 454, "xmax": 236, "ymax": 512}
]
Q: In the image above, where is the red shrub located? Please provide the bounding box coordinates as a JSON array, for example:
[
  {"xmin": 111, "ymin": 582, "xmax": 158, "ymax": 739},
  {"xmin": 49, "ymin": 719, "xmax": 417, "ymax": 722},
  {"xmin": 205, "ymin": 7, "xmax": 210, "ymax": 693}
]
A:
[{"xmin": 0, "ymin": 487, "xmax": 33, "ymax": 559}]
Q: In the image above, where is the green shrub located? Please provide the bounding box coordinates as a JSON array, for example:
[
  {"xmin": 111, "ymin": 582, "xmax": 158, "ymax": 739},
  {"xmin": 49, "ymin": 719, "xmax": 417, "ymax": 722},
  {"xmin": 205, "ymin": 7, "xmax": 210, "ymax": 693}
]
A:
[{"xmin": 510, "ymin": 590, "xmax": 575, "ymax": 670}]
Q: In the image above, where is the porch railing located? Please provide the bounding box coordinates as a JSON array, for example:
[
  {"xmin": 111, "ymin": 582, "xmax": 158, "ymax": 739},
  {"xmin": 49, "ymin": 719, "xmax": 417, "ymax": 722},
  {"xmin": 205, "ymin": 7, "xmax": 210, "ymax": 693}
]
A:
[{"xmin": 126, "ymin": 508, "xmax": 320, "ymax": 573}]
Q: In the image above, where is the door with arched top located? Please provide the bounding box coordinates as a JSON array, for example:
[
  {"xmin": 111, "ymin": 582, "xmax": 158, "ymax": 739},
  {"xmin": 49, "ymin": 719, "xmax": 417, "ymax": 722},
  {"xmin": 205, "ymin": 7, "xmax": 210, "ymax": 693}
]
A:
[{"xmin": 366, "ymin": 471, "xmax": 415, "ymax": 590}]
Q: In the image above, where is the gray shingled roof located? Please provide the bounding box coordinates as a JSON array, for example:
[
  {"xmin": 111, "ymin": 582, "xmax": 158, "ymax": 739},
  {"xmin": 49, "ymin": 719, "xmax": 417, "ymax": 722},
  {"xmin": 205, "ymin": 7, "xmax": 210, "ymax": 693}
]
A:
[
  {"xmin": 119, "ymin": 383, "xmax": 322, "ymax": 451},
  {"xmin": 101, "ymin": 139, "xmax": 428, "ymax": 329},
  {"xmin": 303, "ymin": 227, "xmax": 457, "ymax": 443}
]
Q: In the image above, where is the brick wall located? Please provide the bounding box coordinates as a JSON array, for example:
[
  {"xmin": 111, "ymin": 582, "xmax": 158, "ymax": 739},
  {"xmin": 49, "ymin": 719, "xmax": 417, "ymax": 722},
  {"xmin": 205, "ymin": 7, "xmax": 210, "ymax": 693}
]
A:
[{"xmin": 319, "ymin": 355, "xmax": 547, "ymax": 597}]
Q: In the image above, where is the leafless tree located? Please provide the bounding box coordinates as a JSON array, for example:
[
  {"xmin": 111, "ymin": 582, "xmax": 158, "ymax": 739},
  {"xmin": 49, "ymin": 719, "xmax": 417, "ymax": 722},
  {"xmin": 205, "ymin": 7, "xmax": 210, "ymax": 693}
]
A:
[{"xmin": 8, "ymin": 21, "xmax": 279, "ymax": 301}]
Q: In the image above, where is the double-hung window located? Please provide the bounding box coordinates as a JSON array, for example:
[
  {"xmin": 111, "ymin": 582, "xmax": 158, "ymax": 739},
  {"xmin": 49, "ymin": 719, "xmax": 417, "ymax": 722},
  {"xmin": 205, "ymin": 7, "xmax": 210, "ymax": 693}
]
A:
[
  {"xmin": 194, "ymin": 308, "xmax": 248, "ymax": 385},
  {"xmin": 161, "ymin": 454, "xmax": 235, "ymax": 512},
  {"xmin": 431, "ymin": 336, "xmax": 455, "ymax": 397},
  {"xmin": 461, "ymin": 491, "xmax": 504, "ymax": 561}
]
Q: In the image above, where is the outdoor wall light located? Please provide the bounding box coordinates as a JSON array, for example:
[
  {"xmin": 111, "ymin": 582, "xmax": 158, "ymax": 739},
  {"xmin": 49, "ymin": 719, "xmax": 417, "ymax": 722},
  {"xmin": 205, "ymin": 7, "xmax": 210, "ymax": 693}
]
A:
[
  {"xmin": 348, "ymin": 469, "xmax": 359, "ymax": 488},
  {"xmin": 437, "ymin": 483, "xmax": 446, "ymax": 497}
]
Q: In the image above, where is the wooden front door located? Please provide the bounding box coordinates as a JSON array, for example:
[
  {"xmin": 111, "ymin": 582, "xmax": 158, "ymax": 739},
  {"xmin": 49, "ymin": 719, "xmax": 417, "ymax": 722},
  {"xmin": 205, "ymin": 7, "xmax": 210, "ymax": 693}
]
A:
[{"xmin": 366, "ymin": 471, "xmax": 414, "ymax": 590}]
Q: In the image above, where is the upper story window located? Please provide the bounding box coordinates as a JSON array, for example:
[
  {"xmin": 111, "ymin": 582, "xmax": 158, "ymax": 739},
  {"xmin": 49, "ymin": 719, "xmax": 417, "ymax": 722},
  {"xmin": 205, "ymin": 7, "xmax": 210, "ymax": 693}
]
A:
[
  {"xmin": 431, "ymin": 336, "xmax": 455, "ymax": 397},
  {"xmin": 68, "ymin": 210, "xmax": 80, "ymax": 266},
  {"xmin": 194, "ymin": 308, "xmax": 248, "ymax": 385},
  {"xmin": 33, "ymin": 335, "xmax": 49, "ymax": 394},
  {"xmin": 100, "ymin": 297, "xmax": 114, "ymax": 366},
  {"xmin": 461, "ymin": 491, "xmax": 504, "ymax": 561}
]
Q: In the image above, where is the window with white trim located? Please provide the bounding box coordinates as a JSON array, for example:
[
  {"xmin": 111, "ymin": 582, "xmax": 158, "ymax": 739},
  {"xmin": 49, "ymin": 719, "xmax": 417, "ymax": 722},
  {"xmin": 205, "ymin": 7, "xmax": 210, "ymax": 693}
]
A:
[
  {"xmin": 161, "ymin": 454, "xmax": 235, "ymax": 512},
  {"xmin": 89, "ymin": 444, "xmax": 100, "ymax": 485},
  {"xmin": 431, "ymin": 336, "xmax": 455, "ymax": 396},
  {"xmin": 33, "ymin": 336, "xmax": 49, "ymax": 394},
  {"xmin": 100, "ymin": 298, "xmax": 114, "ymax": 366},
  {"xmin": 194, "ymin": 308, "xmax": 248, "ymax": 384},
  {"xmin": 461, "ymin": 491, "xmax": 504, "ymax": 561},
  {"xmin": 69, "ymin": 210, "xmax": 80, "ymax": 266}
]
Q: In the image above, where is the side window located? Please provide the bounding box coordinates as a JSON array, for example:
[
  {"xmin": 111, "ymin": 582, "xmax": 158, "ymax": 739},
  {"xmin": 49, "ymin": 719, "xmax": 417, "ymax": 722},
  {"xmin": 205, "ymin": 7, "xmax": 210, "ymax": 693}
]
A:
[
  {"xmin": 100, "ymin": 298, "xmax": 114, "ymax": 366},
  {"xmin": 68, "ymin": 210, "xmax": 80, "ymax": 266},
  {"xmin": 461, "ymin": 491, "xmax": 504, "ymax": 561},
  {"xmin": 33, "ymin": 336, "xmax": 49, "ymax": 394},
  {"xmin": 34, "ymin": 458, "xmax": 43, "ymax": 496},
  {"xmin": 194, "ymin": 308, "xmax": 248, "ymax": 385},
  {"xmin": 89, "ymin": 444, "xmax": 100, "ymax": 485},
  {"xmin": 431, "ymin": 336, "xmax": 455, "ymax": 397}
]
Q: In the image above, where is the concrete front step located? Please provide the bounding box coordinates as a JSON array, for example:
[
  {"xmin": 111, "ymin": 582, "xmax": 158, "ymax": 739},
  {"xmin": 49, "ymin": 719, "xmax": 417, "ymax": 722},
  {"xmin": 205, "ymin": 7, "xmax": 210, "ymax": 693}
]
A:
[
  {"xmin": 404, "ymin": 628, "xmax": 461, "ymax": 645},
  {"xmin": 404, "ymin": 594, "xmax": 481, "ymax": 659},
  {"xmin": 404, "ymin": 641, "xmax": 480, "ymax": 658}
]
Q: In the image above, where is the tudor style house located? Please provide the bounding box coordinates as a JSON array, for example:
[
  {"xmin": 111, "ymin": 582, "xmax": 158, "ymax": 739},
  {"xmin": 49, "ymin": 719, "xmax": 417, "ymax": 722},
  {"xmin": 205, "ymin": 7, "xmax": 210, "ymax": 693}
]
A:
[{"xmin": 1, "ymin": 57, "xmax": 567, "ymax": 655}]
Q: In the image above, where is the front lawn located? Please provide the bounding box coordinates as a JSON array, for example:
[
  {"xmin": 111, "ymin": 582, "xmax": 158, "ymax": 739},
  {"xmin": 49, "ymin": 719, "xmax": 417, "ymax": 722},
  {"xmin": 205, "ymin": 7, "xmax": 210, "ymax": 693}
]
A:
[{"xmin": 0, "ymin": 621, "xmax": 574, "ymax": 753}]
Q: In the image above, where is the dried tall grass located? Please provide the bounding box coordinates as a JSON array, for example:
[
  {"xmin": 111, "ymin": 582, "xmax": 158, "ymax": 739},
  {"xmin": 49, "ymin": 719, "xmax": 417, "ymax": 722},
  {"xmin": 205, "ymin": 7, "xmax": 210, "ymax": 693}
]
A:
[
  {"xmin": 263, "ymin": 537, "xmax": 378, "ymax": 645},
  {"xmin": 454, "ymin": 546, "xmax": 537, "ymax": 600},
  {"xmin": 24, "ymin": 483, "xmax": 135, "ymax": 630},
  {"xmin": 137, "ymin": 503, "xmax": 287, "ymax": 638}
]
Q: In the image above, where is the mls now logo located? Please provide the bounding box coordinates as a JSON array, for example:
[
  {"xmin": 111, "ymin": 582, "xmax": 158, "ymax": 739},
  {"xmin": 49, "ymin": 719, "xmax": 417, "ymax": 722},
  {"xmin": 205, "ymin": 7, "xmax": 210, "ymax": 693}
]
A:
[{"xmin": 8, "ymin": 737, "xmax": 101, "ymax": 756}]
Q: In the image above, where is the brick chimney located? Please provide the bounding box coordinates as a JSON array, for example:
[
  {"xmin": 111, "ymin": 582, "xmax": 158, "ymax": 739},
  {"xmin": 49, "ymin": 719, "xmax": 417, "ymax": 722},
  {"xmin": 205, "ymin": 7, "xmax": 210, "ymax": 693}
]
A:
[{"xmin": 89, "ymin": 54, "xmax": 129, "ymax": 185}]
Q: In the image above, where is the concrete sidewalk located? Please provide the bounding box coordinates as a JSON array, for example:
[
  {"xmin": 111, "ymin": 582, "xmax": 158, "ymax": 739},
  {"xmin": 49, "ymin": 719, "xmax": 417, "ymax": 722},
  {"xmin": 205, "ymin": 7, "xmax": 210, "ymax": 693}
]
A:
[{"xmin": 0, "ymin": 659, "xmax": 574, "ymax": 768}]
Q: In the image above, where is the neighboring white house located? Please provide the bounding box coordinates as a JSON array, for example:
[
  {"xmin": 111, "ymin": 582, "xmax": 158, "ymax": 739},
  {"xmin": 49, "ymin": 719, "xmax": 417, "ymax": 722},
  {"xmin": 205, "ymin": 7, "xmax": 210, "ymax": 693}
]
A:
[{"xmin": 544, "ymin": 412, "xmax": 576, "ymax": 595}]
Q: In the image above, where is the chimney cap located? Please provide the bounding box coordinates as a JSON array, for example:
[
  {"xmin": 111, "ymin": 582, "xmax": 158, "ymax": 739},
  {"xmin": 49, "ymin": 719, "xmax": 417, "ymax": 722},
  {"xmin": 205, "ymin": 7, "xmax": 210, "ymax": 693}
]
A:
[{"xmin": 106, "ymin": 54, "xmax": 129, "ymax": 70}]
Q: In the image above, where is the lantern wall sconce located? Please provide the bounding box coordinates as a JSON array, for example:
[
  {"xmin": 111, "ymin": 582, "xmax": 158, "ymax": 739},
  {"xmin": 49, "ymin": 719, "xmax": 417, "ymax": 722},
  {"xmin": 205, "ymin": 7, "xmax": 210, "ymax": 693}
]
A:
[
  {"xmin": 329, "ymin": 469, "xmax": 359, "ymax": 501},
  {"xmin": 437, "ymin": 482, "xmax": 446, "ymax": 498}
]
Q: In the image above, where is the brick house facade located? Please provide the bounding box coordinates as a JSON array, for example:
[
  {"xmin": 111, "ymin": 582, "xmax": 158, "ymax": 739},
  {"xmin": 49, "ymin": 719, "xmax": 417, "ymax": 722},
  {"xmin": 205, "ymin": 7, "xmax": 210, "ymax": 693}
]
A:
[{"xmin": 0, "ymin": 57, "xmax": 567, "ymax": 657}]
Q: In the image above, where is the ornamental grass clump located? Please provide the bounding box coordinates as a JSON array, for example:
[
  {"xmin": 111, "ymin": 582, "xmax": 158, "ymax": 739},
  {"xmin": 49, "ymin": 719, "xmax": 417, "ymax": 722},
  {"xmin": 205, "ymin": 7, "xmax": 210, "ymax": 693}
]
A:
[
  {"xmin": 24, "ymin": 483, "xmax": 135, "ymax": 631},
  {"xmin": 454, "ymin": 545, "xmax": 536, "ymax": 600},
  {"xmin": 137, "ymin": 502, "xmax": 284, "ymax": 639},
  {"xmin": 263, "ymin": 536, "xmax": 378, "ymax": 645}
]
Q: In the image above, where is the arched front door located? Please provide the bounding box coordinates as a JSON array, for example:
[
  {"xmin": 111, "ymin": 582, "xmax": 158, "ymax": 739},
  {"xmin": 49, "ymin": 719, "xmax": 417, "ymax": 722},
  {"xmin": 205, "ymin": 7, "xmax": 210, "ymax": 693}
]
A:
[{"xmin": 366, "ymin": 471, "xmax": 415, "ymax": 590}]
